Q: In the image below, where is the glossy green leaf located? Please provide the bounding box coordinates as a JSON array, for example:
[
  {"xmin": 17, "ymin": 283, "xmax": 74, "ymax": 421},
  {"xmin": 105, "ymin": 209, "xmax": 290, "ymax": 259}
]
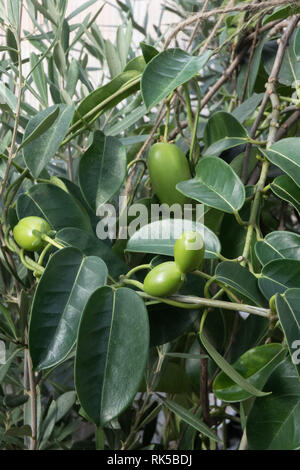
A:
[
  {"xmin": 255, "ymin": 231, "xmax": 300, "ymax": 266},
  {"xmin": 203, "ymin": 111, "xmax": 247, "ymax": 146},
  {"xmin": 19, "ymin": 106, "xmax": 60, "ymax": 152},
  {"xmin": 56, "ymin": 227, "xmax": 128, "ymax": 280},
  {"xmin": 262, "ymin": 5, "xmax": 300, "ymax": 25},
  {"xmin": 270, "ymin": 174, "xmax": 300, "ymax": 215},
  {"xmin": 203, "ymin": 111, "xmax": 248, "ymax": 155},
  {"xmin": 29, "ymin": 247, "xmax": 108, "ymax": 370},
  {"xmin": 17, "ymin": 183, "xmax": 93, "ymax": 233},
  {"xmin": 259, "ymin": 259, "xmax": 300, "ymax": 300},
  {"xmin": 141, "ymin": 48, "xmax": 210, "ymax": 110},
  {"xmin": 200, "ymin": 331, "xmax": 270, "ymax": 398},
  {"xmin": 177, "ymin": 157, "xmax": 245, "ymax": 213},
  {"xmin": 162, "ymin": 399, "xmax": 221, "ymax": 443},
  {"xmin": 275, "ymin": 290, "xmax": 300, "ymax": 377},
  {"xmin": 75, "ymin": 287, "xmax": 149, "ymax": 426},
  {"xmin": 140, "ymin": 42, "xmax": 159, "ymax": 63},
  {"xmin": 232, "ymin": 93, "xmax": 264, "ymax": 123},
  {"xmin": 23, "ymin": 104, "xmax": 75, "ymax": 178},
  {"xmin": 203, "ymin": 137, "xmax": 248, "ymax": 158},
  {"xmin": 213, "ymin": 343, "xmax": 286, "ymax": 402},
  {"xmin": 261, "ymin": 138, "xmax": 300, "ymax": 187},
  {"xmin": 126, "ymin": 218, "xmax": 221, "ymax": 259},
  {"xmin": 72, "ymin": 70, "xmax": 140, "ymax": 132},
  {"xmin": 247, "ymin": 360, "xmax": 300, "ymax": 450},
  {"xmin": 123, "ymin": 55, "xmax": 146, "ymax": 73},
  {"xmin": 79, "ymin": 130, "xmax": 126, "ymax": 211},
  {"xmin": 215, "ymin": 261, "xmax": 267, "ymax": 307}
]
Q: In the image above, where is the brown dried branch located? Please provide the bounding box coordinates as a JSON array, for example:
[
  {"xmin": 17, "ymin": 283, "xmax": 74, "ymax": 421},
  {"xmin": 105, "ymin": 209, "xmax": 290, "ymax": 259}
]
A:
[{"xmin": 164, "ymin": 1, "xmax": 300, "ymax": 49}]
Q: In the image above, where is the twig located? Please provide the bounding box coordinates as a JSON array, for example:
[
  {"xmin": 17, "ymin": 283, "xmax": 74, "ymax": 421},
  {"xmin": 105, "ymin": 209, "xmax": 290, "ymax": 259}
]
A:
[
  {"xmin": 200, "ymin": 0, "xmax": 235, "ymax": 56},
  {"xmin": 26, "ymin": 347, "xmax": 37, "ymax": 450},
  {"xmin": 139, "ymin": 292, "xmax": 272, "ymax": 318},
  {"xmin": 243, "ymin": 15, "xmax": 300, "ymax": 182},
  {"xmin": 185, "ymin": 0, "xmax": 210, "ymax": 51},
  {"xmin": 0, "ymin": 2, "xmax": 24, "ymax": 200},
  {"xmin": 275, "ymin": 108, "xmax": 300, "ymax": 140},
  {"xmin": 168, "ymin": 46, "xmax": 249, "ymax": 140},
  {"xmin": 200, "ymin": 346, "xmax": 212, "ymax": 426},
  {"xmin": 164, "ymin": 1, "xmax": 299, "ymax": 49}
]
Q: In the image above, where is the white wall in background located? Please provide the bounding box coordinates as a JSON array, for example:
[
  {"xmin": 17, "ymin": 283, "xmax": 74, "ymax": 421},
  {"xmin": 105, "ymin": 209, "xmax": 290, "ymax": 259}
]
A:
[{"xmin": 19, "ymin": 1, "xmax": 179, "ymax": 104}]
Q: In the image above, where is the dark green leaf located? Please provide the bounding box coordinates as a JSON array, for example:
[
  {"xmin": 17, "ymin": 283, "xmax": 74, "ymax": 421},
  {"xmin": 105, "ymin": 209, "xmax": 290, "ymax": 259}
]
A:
[
  {"xmin": 232, "ymin": 93, "xmax": 264, "ymax": 123},
  {"xmin": 75, "ymin": 287, "xmax": 149, "ymax": 426},
  {"xmin": 262, "ymin": 5, "xmax": 300, "ymax": 25},
  {"xmin": 18, "ymin": 183, "xmax": 93, "ymax": 233},
  {"xmin": 203, "ymin": 111, "xmax": 248, "ymax": 148},
  {"xmin": 140, "ymin": 42, "xmax": 159, "ymax": 63},
  {"xmin": 200, "ymin": 331, "xmax": 270, "ymax": 398},
  {"xmin": 203, "ymin": 137, "xmax": 248, "ymax": 158},
  {"xmin": 255, "ymin": 231, "xmax": 300, "ymax": 265},
  {"xmin": 79, "ymin": 130, "xmax": 126, "ymax": 211},
  {"xmin": 5, "ymin": 425, "xmax": 32, "ymax": 437},
  {"xmin": 259, "ymin": 259, "xmax": 300, "ymax": 300},
  {"xmin": 275, "ymin": 290, "xmax": 300, "ymax": 377},
  {"xmin": 72, "ymin": 70, "xmax": 140, "ymax": 132},
  {"xmin": 177, "ymin": 157, "xmax": 245, "ymax": 213},
  {"xmin": 213, "ymin": 343, "xmax": 286, "ymax": 402},
  {"xmin": 247, "ymin": 359, "xmax": 300, "ymax": 450},
  {"xmin": 271, "ymin": 174, "xmax": 300, "ymax": 215},
  {"xmin": 162, "ymin": 399, "xmax": 221, "ymax": 443},
  {"xmin": 29, "ymin": 247, "xmax": 107, "ymax": 370},
  {"xmin": 6, "ymin": 28, "xmax": 18, "ymax": 63},
  {"xmin": 126, "ymin": 219, "xmax": 221, "ymax": 259},
  {"xmin": 23, "ymin": 104, "xmax": 74, "ymax": 178},
  {"xmin": 262, "ymin": 138, "xmax": 300, "ymax": 188},
  {"xmin": 141, "ymin": 48, "xmax": 210, "ymax": 110},
  {"xmin": 19, "ymin": 106, "xmax": 60, "ymax": 152},
  {"xmin": 215, "ymin": 261, "xmax": 267, "ymax": 307},
  {"xmin": 56, "ymin": 227, "xmax": 128, "ymax": 280}
]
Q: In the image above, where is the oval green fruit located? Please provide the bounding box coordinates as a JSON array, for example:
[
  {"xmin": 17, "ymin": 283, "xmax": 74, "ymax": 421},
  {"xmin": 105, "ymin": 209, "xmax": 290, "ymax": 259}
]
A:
[
  {"xmin": 143, "ymin": 261, "xmax": 184, "ymax": 297},
  {"xmin": 174, "ymin": 230, "xmax": 205, "ymax": 273},
  {"xmin": 13, "ymin": 216, "xmax": 51, "ymax": 252},
  {"xmin": 147, "ymin": 142, "xmax": 191, "ymax": 206}
]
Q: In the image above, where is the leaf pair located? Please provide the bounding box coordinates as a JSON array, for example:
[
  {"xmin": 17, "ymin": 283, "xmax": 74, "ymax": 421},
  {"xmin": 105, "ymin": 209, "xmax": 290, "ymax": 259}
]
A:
[{"xmin": 29, "ymin": 247, "xmax": 150, "ymax": 427}]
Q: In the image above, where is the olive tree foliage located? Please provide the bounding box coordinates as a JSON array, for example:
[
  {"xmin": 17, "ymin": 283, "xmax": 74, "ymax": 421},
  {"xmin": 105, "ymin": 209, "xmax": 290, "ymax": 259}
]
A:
[{"xmin": 0, "ymin": 0, "xmax": 300, "ymax": 450}]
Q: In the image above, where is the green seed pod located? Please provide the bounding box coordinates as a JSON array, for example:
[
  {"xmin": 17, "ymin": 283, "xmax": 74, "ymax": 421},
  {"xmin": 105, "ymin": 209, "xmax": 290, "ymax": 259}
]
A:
[
  {"xmin": 147, "ymin": 142, "xmax": 191, "ymax": 206},
  {"xmin": 13, "ymin": 216, "xmax": 51, "ymax": 252},
  {"xmin": 143, "ymin": 261, "xmax": 185, "ymax": 297},
  {"xmin": 174, "ymin": 230, "xmax": 205, "ymax": 273}
]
